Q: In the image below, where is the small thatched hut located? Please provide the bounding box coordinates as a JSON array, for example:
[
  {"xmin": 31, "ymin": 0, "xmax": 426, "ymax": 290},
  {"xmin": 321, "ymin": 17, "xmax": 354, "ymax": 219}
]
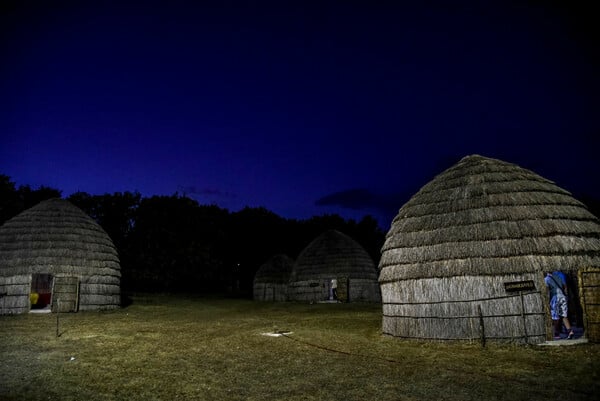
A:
[
  {"xmin": 379, "ymin": 155, "xmax": 600, "ymax": 344},
  {"xmin": 0, "ymin": 198, "xmax": 121, "ymax": 314},
  {"xmin": 288, "ymin": 230, "xmax": 381, "ymax": 302},
  {"xmin": 253, "ymin": 254, "xmax": 294, "ymax": 301}
]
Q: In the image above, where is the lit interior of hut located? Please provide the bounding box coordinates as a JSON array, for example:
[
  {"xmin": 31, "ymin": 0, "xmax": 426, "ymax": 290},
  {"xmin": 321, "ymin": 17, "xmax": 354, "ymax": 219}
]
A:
[{"xmin": 30, "ymin": 273, "xmax": 53, "ymax": 311}]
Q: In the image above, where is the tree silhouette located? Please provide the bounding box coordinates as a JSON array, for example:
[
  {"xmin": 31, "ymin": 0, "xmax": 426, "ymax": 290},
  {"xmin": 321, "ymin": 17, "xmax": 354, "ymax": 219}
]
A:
[
  {"xmin": 124, "ymin": 195, "xmax": 230, "ymax": 292},
  {"xmin": 0, "ymin": 175, "xmax": 62, "ymax": 225},
  {"xmin": 68, "ymin": 191, "xmax": 141, "ymax": 249},
  {"xmin": 0, "ymin": 174, "xmax": 388, "ymax": 296}
]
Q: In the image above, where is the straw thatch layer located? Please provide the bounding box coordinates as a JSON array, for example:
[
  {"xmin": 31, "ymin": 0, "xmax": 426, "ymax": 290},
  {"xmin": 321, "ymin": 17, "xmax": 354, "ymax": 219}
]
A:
[
  {"xmin": 380, "ymin": 155, "xmax": 600, "ymax": 279},
  {"xmin": 379, "ymin": 155, "xmax": 600, "ymax": 343},
  {"xmin": 381, "ymin": 273, "xmax": 546, "ymax": 343},
  {"xmin": 289, "ymin": 230, "xmax": 381, "ymax": 302},
  {"xmin": 0, "ymin": 275, "xmax": 30, "ymax": 314},
  {"xmin": 380, "ymin": 254, "xmax": 600, "ymax": 282},
  {"xmin": 0, "ymin": 199, "xmax": 121, "ymax": 314},
  {"xmin": 253, "ymin": 254, "xmax": 294, "ymax": 301}
]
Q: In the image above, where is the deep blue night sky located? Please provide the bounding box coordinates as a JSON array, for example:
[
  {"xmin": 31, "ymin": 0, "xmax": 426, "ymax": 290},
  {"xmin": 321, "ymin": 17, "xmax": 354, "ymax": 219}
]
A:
[{"xmin": 1, "ymin": 1, "xmax": 598, "ymax": 228}]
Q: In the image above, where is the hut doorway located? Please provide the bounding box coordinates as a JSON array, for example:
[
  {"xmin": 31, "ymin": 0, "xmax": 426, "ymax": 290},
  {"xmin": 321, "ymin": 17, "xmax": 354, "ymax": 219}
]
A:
[
  {"xmin": 336, "ymin": 277, "xmax": 349, "ymax": 303},
  {"xmin": 264, "ymin": 286, "xmax": 274, "ymax": 301},
  {"xmin": 30, "ymin": 273, "xmax": 53, "ymax": 311},
  {"xmin": 542, "ymin": 270, "xmax": 587, "ymax": 341},
  {"xmin": 566, "ymin": 271, "xmax": 584, "ymax": 330}
]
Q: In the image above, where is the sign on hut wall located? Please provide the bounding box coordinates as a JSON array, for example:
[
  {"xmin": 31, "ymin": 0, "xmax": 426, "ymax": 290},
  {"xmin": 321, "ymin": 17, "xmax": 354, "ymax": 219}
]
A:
[{"xmin": 504, "ymin": 280, "xmax": 536, "ymax": 293}]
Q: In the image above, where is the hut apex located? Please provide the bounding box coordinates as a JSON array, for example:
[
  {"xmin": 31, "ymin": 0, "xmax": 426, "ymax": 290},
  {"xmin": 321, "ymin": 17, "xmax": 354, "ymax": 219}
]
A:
[
  {"xmin": 379, "ymin": 155, "xmax": 600, "ymax": 344},
  {"xmin": 0, "ymin": 198, "xmax": 121, "ymax": 314},
  {"xmin": 288, "ymin": 229, "xmax": 381, "ymax": 303}
]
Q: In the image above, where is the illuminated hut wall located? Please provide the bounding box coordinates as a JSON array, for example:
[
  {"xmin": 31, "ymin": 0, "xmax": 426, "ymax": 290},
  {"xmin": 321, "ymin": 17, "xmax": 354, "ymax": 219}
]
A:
[
  {"xmin": 289, "ymin": 230, "xmax": 381, "ymax": 303},
  {"xmin": 0, "ymin": 199, "xmax": 121, "ymax": 314},
  {"xmin": 379, "ymin": 155, "xmax": 600, "ymax": 344}
]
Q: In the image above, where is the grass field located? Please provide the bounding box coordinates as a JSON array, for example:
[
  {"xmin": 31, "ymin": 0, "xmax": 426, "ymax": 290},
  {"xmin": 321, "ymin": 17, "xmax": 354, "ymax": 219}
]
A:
[{"xmin": 1, "ymin": 296, "xmax": 598, "ymax": 401}]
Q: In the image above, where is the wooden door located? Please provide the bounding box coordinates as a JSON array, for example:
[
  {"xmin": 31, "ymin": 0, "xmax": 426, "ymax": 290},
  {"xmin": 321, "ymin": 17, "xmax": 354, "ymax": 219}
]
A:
[
  {"xmin": 51, "ymin": 276, "xmax": 79, "ymax": 313},
  {"xmin": 578, "ymin": 267, "xmax": 600, "ymax": 343}
]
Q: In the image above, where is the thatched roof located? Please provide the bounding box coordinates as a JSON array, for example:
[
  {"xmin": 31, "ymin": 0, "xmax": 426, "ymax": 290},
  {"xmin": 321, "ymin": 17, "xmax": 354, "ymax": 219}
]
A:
[
  {"xmin": 379, "ymin": 155, "xmax": 600, "ymax": 282},
  {"xmin": 0, "ymin": 198, "xmax": 121, "ymax": 278},
  {"xmin": 254, "ymin": 254, "xmax": 294, "ymax": 284},
  {"xmin": 290, "ymin": 229, "xmax": 378, "ymax": 282}
]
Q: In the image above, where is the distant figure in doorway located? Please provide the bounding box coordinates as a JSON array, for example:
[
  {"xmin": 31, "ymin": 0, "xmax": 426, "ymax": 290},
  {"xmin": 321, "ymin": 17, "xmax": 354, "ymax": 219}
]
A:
[
  {"xmin": 545, "ymin": 271, "xmax": 574, "ymax": 340},
  {"xmin": 331, "ymin": 278, "xmax": 338, "ymax": 301}
]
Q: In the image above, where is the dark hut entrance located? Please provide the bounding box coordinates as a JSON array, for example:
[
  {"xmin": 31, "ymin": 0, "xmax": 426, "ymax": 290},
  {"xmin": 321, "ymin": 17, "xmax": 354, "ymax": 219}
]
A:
[
  {"xmin": 30, "ymin": 274, "xmax": 80, "ymax": 313},
  {"xmin": 566, "ymin": 271, "xmax": 585, "ymax": 332},
  {"xmin": 30, "ymin": 273, "xmax": 53, "ymax": 311},
  {"xmin": 543, "ymin": 270, "xmax": 587, "ymax": 341},
  {"xmin": 264, "ymin": 286, "xmax": 274, "ymax": 301},
  {"xmin": 334, "ymin": 277, "xmax": 349, "ymax": 303}
]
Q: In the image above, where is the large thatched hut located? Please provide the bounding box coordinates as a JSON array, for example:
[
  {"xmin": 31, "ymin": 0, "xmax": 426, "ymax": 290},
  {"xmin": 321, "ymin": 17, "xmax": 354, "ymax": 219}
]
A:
[
  {"xmin": 253, "ymin": 254, "xmax": 294, "ymax": 301},
  {"xmin": 288, "ymin": 230, "xmax": 381, "ymax": 302},
  {"xmin": 379, "ymin": 155, "xmax": 600, "ymax": 344},
  {"xmin": 0, "ymin": 198, "xmax": 121, "ymax": 314}
]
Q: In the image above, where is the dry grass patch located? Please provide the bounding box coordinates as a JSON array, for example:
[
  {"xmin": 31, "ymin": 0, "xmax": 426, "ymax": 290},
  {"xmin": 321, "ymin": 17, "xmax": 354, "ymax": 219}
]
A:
[{"xmin": 1, "ymin": 296, "xmax": 598, "ymax": 401}]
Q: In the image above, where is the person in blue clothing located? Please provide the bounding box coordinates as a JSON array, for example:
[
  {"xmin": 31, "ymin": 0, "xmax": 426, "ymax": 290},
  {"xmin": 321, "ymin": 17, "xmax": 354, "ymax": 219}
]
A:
[{"xmin": 545, "ymin": 271, "xmax": 575, "ymax": 339}]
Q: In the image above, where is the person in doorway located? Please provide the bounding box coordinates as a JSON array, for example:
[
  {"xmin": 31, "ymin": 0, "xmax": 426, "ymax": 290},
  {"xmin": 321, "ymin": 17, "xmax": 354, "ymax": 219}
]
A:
[
  {"xmin": 331, "ymin": 278, "xmax": 338, "ymax": 301},
  {"xmin": 545, "ymin": 271, "xmax": 575, "ymax": 340}
]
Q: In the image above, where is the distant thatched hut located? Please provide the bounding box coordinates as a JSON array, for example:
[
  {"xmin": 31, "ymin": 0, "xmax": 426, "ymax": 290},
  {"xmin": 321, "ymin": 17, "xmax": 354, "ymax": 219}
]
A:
[
  {"xmin": 0, "ymin": 199, "xmax": 121, "ymax": 314},
  {"xmin": 379, "ymin": 155, "xmax": 600, "ymax": 344},
  {"xmin": 253, "ymin": 254, "xmax": 294, "ymax": 301},
  {"xmin": 289, "ymin": 230, "xmax": 381, "ymax": 302}
]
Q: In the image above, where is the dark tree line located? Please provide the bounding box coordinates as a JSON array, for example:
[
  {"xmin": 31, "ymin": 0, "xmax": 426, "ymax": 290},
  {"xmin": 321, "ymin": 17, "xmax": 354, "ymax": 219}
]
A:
[
  {"xmin": 6, "ymin": 174, "xmax": 597, "ymax": 297},
  {"xmin": 0, "ymin": 175, "xmax": 385, "ymax": 296},
  {"xmin": 0, "ymin": 175, "xmax": 62, "ymax": 225}
]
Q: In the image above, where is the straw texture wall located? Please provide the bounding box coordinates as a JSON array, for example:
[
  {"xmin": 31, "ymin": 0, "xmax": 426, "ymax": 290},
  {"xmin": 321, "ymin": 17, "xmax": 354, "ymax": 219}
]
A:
[
  {"xmin": 289, "ymin": 230, "xmax": 381, "ymax": 302},
  {"xmin": 0, "ymin": 275, "xmax": 30, "ymax": 314},
  {"xmin": 0, "ymin": 199, "xmax": 121, "ymax": 314},
  {"xmin": 379, "ymin": 155, "xmax": 600, "ymax": 343},
  {"xmin": 253, "ymin": 254, "xmax": 294, "ymax": 301}
]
